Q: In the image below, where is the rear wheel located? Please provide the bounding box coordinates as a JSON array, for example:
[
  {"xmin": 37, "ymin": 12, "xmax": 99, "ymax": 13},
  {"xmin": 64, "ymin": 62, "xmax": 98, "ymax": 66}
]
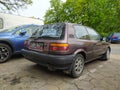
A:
[
  {"xmin": 0, "ymin": 44, "xmax": 12, "ymax": 63},
  {"xmin": 70, "ymin": 54, "xmax": 84, "ymax": 78}
]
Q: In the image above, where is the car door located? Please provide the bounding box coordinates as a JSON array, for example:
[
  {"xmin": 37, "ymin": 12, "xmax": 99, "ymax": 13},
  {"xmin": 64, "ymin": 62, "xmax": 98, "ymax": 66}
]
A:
[
  {"xmin": 73, "ymin": 25, "xmax": 95, "ymax": 61},
  {"xmin": 13, "ymin": 25, "xmax": 38, "ymax": 52},
  {"xmin": 86, "ymin": 27, "xmax": 105, "ymax": 58}
]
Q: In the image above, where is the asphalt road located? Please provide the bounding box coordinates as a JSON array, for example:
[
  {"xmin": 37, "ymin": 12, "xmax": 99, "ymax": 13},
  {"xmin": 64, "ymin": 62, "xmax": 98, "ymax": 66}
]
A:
[{"xmin": 0, "ymin": 44, "xmax": 120, "ymax": 90}]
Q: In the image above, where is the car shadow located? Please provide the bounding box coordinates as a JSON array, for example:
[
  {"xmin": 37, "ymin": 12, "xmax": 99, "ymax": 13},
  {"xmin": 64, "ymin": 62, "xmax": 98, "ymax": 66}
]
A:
[
  {"xmin": 7, "ymin": 55, "xmax": 107, "ymax": 78},
  {"xmin": 10, "ymin": 54, "xmax": 23, "ymax": 61},
  {"xmin": 30, "ymin": 64, "xmax": 70, "ymax": 78},
  {"xmin": 23, "ymin": 59, "xmax": 105, "ymax": 79}
]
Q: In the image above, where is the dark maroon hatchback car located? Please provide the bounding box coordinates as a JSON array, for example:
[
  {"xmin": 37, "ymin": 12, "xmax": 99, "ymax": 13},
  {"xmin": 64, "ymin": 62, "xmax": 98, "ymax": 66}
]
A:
[{"xmin": 22, "ymin": 23, "xmax": 111, "ymax": 78}]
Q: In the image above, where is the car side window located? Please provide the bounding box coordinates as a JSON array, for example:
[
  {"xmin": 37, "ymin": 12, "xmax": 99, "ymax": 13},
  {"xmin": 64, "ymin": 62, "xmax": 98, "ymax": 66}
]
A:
[
  {"xmin": 86, "ymin": 27, "xmax": 100, "ymax": 40},
  {"xmin": 74, "ymin": 25, "xmax": 89, "ymax": 40},
  {"xmin": 24, "ymin": 26, "xmax": 33, "ymax": 36},
  {"xmin": 25, "ymin": 26, "xmax": 39, "ymax": 36},
  {"xmin": 14, "ymin": 26, "xmax": 38, "ymax": 36},
  {"xmin": 14, "ymin": 27, "xmax": 28, "ymax": 35}
]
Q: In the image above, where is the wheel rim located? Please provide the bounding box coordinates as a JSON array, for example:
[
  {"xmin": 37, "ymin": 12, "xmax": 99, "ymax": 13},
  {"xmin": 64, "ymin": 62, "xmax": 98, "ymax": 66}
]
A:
[
  {"xmin": 0, "ymin": 47, "xmax": 9, "ymax": 62},
  {"xmin": 106, "ymin": 50, "xmax": 110, "ymax": 59},
  {"xmin": 74, "ymin": 56, "xmax": 84, "ymax": 74}
]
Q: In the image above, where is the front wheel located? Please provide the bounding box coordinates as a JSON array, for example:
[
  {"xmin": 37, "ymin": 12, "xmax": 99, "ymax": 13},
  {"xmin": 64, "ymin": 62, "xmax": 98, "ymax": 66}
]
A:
[
  {"xmin": 101, "ymin": 48, "xmax": 110, "ymax": 61},
  {"xmin": 70, "ymin": 54, "xmax": 85, "ymax": 78},
  {"xmin": 108, "ymin": 39, "xmax": 112, "ymax": 43},
  {"xmin": 0, "ymin": 44, "xmax": 12, "ymax": 63}
]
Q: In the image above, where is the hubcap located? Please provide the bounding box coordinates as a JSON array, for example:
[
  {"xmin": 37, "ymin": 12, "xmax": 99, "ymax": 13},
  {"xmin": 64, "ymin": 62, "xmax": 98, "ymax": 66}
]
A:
[
  {"xmin": 0, "ymin": 47, "xmax": 9, "ymax": 62},
  {"xmin": 74, "ymin": 57, "xmax": 84, "ymax": 74}
]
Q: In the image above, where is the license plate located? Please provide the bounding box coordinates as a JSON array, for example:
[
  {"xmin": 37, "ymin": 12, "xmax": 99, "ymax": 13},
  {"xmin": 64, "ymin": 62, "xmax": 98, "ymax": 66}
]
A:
[{"xmin": 29, "ymin": 42, "xmax": 43, "ymax": 50}]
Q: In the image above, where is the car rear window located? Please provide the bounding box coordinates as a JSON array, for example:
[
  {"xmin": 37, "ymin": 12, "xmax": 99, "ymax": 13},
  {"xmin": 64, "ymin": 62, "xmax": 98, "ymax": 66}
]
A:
[
  {"xmin": 114, "ymin": 33, "xmax": 120, "ymax": 37},
  {"xmin": 32, "ymin": 23, "xmax": 65, "ymax": 40}
]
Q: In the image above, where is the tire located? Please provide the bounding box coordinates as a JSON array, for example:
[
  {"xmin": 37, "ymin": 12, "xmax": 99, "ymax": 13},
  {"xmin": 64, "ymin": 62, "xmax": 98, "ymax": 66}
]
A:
[
  {"xmin": 0, "ymin": 43, "xmax": 12, "ymax": 63},
  {"xmin": 70, "ymin": 54, "xmax": 85, "ymax": 78},
  {"xmin": 108, "ymin": 39, "xmax": 112, "ymax": 43},
  {"xmin": 101, "ymin": 48, "xmax": 110, "ymax": 61}
]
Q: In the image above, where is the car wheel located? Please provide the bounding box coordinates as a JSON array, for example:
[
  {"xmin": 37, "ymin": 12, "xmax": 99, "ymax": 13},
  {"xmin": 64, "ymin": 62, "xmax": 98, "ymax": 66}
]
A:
[
  {"xmin": 101, "ymin": 48, "xmax": 110, "ymax": 61},
  {"xmin": 0, "ymin": 44, "xmax": 12, "ymax": 63},
  {"xmin": 108, "ymin": 39, "xmax": 112, "ymax": 43},
  {"xmin": 70, "ymin": 54, "xmax": 84, "ymax": 78}
]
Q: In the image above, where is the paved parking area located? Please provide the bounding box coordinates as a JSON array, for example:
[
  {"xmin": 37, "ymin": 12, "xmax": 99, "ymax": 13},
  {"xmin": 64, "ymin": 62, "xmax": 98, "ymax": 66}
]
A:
[{"xmin": 0, "ymin": 44, "xmax": 120, "ymax": 90}]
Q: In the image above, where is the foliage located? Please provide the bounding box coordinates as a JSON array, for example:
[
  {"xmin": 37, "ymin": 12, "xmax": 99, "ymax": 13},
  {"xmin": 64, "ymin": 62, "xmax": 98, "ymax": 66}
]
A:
[
  {"xmin": 44, "ymin": 0, "xmax": 63, "ymax": 24},
  {"xmin": 44, "ymin": 0, "xmax": 120, "ymax": 36},
  {"xmin": 0, "ymin": 0, "xmax": 32, "ymax": 13}
]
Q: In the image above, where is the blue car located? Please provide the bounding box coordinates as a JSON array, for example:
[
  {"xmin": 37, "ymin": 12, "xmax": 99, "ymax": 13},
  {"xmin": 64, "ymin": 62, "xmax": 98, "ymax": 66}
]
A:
[
  {"xmin": 106, "ymin": 32, "xmax": 120, "ymax": 43},
  {"xmin": 0, "ymin": 24, "xmax": 39, "ymax": 63}
]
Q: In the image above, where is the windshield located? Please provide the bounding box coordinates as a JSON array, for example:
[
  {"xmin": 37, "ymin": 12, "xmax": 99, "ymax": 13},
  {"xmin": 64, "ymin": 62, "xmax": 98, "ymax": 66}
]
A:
[
  {"xmin": 32, "ymin": 23, "xmax": 65, "ymax": 39},
  {"xmin": 0, "ymin": 26, "xmax": 18, "ymax": 33}
]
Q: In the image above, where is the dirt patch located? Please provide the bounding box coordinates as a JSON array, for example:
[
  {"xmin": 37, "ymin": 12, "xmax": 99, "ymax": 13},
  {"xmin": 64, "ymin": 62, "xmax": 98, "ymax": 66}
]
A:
[
  {"xmin": 9, "ymin": 76, "xmax": 21, "ymax": 85},
  {"xmin": 2, "ymin": 75, "xmax": 21, "ymax": 85}
]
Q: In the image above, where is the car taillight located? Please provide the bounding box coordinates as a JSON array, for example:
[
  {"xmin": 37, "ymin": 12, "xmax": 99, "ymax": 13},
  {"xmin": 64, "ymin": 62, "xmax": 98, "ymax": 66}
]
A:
[
  {"xmin": 112, "ymin": 36, "xmax": 117, "ymax": 38},
  {"xmin": 50, "ymin": 43, "xmax": 69, "ymax": 51},
  {"xmin": 24, "ymin": 40, "xmax": 28, "ymax": 47}
]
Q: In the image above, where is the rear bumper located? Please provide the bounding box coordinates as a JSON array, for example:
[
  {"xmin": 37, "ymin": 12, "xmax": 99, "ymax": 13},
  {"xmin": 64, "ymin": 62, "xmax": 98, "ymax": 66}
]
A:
[
  {"xmin": 22, "ymin": 49, "xmax": 74, "ymax": 70},
  {"xmin": 111, "ymin": 39, "xmax": 120, "ymax": 43},
  {"xmin": 112, "ymin": 40, "xmax": 120, "ymax": 43}
]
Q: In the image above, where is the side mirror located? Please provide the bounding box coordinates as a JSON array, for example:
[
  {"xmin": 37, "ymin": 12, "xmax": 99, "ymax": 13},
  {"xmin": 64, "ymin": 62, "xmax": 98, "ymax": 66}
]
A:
[{"xmin": 19, "ymin": 30, "xmax": 26, "ymax": 36}]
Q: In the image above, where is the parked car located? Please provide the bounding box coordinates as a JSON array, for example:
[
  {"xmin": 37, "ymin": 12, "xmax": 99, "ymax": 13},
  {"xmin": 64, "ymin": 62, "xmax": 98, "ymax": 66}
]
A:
[
  {"xmin": 106, "ymin": 32, "xmax": 120, "ymax": 43},
  {"xmin": 22, "ymin": 23, "xmax": 111, "ymax": 78},
  {"xmin": 0, "ymin": 24, "xmax": 39, "ymax": 63}
]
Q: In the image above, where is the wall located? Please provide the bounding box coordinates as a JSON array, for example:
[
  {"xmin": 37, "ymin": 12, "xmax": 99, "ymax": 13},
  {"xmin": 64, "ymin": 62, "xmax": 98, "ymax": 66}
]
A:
[{"xmin": 0, "ymin": 13, "xmax": 43, "ymax": 30}]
